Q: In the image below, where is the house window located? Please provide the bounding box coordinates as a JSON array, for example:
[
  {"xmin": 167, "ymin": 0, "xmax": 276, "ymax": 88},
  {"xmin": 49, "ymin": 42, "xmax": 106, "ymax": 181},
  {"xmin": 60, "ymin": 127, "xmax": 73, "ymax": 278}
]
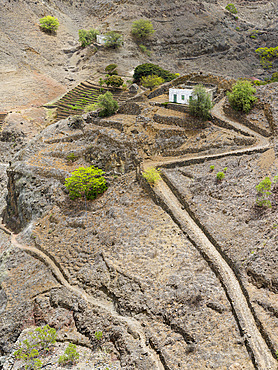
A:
[{"xmin": 181, "ymin": 95, "xmax": 185, "ymax": 100}]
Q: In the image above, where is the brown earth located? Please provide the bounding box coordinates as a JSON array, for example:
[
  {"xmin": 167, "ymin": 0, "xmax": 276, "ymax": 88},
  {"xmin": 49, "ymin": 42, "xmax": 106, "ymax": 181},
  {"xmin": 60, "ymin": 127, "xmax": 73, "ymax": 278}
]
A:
[{"xmin": 0, "ymin": 80, "xmax": 278, "ymax": 369}]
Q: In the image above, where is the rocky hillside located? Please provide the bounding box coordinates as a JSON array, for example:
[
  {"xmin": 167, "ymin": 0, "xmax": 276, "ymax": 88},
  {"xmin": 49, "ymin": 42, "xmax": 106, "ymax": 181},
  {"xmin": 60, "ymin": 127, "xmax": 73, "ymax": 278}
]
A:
[
  {"xmin": 0, "ymin": 78, "xmax": 278, "ymax": 368},
  {"xmin": 1, "ymin": 0, "xmax": 277, "ymax": 111}
]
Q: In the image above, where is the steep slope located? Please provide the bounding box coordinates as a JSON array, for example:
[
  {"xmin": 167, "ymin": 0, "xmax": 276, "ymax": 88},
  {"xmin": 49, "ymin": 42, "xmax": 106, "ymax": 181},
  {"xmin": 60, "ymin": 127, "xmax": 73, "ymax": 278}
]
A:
[{"xmin": 1, "ymin": 0, "xmax": 277, "ymax": 111}]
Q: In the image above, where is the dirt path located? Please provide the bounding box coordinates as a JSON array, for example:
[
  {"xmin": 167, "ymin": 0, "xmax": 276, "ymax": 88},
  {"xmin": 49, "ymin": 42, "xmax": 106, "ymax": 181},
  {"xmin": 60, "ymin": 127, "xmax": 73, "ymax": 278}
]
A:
[
  {"xmin": 1, "ymin": 97, "xmax": 276, "ymax": 369},
  {"xmin": 0, "ymin": 224, "xmax": 164, "ymax": 370},
  {"xmin": 140, "ymin": 98, "xmax": 277, "ymax": 369},
  {"xmin": 151, "ymin": 179, "xmax": 277, "ymax": 369}
]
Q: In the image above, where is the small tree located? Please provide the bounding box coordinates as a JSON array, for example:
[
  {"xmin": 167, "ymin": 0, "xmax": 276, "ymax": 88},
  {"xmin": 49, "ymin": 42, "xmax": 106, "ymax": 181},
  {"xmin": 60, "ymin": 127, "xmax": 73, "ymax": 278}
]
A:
[
  {"xmin": 131, "ymin": 19, "xmax": 154, "ymax": 39},
  {"xmin": 227, "ymin": 80, "xmax": 257, "ymax": 113},
  {"xmin": 14, "ymin": 325, "xmax": 56, "ymax": 370},
  {"xmin": 225, "ymin": 3, "xmax": 238, "ymax": 14},
  {"xmin": 96, "ymin": 91, "xmax": 119, "ymax": 117},
  {"xmin": 133, "ymin": 63, "xmax": 176, "ymax": 83},
  {"xmin": 104, "ymin": 75, "xmax": 124, "ymax": 88},
  {"xmin": 39, "ymin": 16, "xmax": 59, "ymax": 34},
  {"xmin": 105, "ymin": 64, "xmax": 118, "ymax": 75},
  {"xmin": 78, "ymin": 29, "xmax": 99, "ymax": 47},
  {"xmin": 189, "ymin": 84, "xmax": 212, "ymax": 120},
  {"xmin": 104, "ymin": 31, "xmax": 123, "ymax": 48},
  {"xmin": 65, "ymin": 166, "xmax": 107, "ymax": 200},
  {"xmin": 141, "ymin": 74, "xmax": 164, "ymax": 90},
  {"xmin": 256, "ymin": 177, "xmax": 272, "ymax": 208}
]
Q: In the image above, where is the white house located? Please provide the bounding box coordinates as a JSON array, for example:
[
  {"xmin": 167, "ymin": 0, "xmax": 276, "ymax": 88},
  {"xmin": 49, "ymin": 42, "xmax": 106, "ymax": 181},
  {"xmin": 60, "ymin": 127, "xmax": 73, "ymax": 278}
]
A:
[
  {"xmin": 169, "ymin": 88, "xmax": 194, "ymax": 104},
  {"xmin": 169, "ymin": 86, "xmax": 214, "ymax": 104},
  {"xmin": 96, "ymin": 35, "xmax": 107, "ymax": 45}
]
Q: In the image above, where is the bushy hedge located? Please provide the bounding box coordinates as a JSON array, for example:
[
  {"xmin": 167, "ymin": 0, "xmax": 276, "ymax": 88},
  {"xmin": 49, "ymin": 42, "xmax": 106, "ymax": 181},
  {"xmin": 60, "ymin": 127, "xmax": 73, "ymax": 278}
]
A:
[{"xmin": 133, "ymin": 63, "xmax": 176, "ymax": 83}]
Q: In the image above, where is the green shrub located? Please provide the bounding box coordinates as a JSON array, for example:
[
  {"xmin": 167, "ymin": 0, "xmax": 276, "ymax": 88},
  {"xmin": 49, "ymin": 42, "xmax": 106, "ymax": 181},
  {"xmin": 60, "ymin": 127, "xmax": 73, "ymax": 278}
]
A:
[
  {"xmin": 210, "ymin": 165, "xmax": 215, "ymax": 171},
  {"xmin": 104, "ymin": 75, "xmax": 124, "ymax": 88},
  {"xmin": 223, "ymin": 167, "xmax": 227, "ymax": 172},
  {"xmin": 133, "ymin": 63, "xmax": 176, "ymax": 83},
  {"xmin": 189, "ymin": 84, "xmax": 212, "ymax": 120},
  {"xmin": 141, "ymin": 74, "xmax": 164, "ymax": 90},
  {"xmin": 225, "ymin": 3, "xmax": 237, "ymax": 14},
  {"xmin": 14, "ymin": 325, "xmax": 56, "ymax": 370},
  {"xmin": 104, "ymin": 31, "xmax": 123, "ymax": 48},
  {"xmin": 58, "ymin": 343, "xmax": 79, "ymax": 365},
  {"xmin": 95, "ymin": 91, "xmax": 119, "ymax": 117},
  {"xmin": 65, "ymin": 166, "xmax": 107, "ymax": 200},
  {"xmin": 105, "ymin": 64, "xmax": 118, "ymax": 75},
  {"xmin": 95, "ymin": 331, "xmax": 103, "ymax": 341},
  {"xmin": 78, "ymin": 29, "xmax": 99, "ymax": 47},
  {"xmin": 131, "ymin": 19, "xmax": 154, "ymax": 38},
  {"xmin": 256, "ymin": 177, "xmax": 272, "ymax": 208},
  {"xmin": 216, "ymin": 172, "xmax": 225, "ymax": 181},
  {"xmin": 227, "ymin": 80, "xmax": 257, "ymax": 113},
  {"xmin": 255, "ymin": 46, "xmax": 278, "ymax": 69},
  {"xmin": 39, "ymin": 16, "xmax": 59, "ymax": 34},
  {"xmin": 142, "ymin": 167, "xmax": 161, "ymax": 185}
]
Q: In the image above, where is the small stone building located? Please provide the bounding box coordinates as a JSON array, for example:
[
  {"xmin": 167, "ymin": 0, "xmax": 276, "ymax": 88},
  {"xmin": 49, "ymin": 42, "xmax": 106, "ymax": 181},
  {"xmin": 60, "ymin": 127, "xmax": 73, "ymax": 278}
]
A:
[
  {"xmin": 169, "ymin": 85, "xmax": 215, "ymax": 104},
  {"xmin": 96, "ymin": 35, "xmax": 107, "ymax": 45}
]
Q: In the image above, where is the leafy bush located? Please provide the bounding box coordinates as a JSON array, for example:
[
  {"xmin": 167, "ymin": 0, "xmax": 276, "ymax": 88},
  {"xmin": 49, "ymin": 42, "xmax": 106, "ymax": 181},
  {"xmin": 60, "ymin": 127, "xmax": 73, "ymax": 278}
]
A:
[
  {"xmin": 256, "ymin": 177, "xmax": 272, "ymax": 208},
  {"xmin": 104, "ymin": 75, "xmax": 124, "ymax": 88},
  {"xmin": 96, "ymin": 91, "xmax": 119, "ymax": 117},
  {"xmin": 133, "ymin": 63, "xmax": 176, "ymax": 83},
  {"xmin": 65, "ymin": 166, "xmax": 107, "ymax": 200},
  {"xmin": 95, "ymin": 331, "xmax": 103, "ymax": 341},
  {"xmin": 131, "ymin": 19, "xmax": 154, "ymax": 39},
  {"xmin": 227, "ymin": 80, "xmax": 257, "ymax": 113},
  {"xmin": 225, "ymin": 3, "xmax": 237, "ymax": 14},
  {"xmin": 142, "ymin": 167, "xmax": 161, "ymax": 185},
  {"xmin": 141, "ymin": 74, "xmax": 164, "ymax": 90},
  {"xmin": 105, "ymin": 64, "xmax": 118, "ymax": 75},
  {"xmin": 78, "ymin": 29, "xmax": 99, "ymax": 47},
  {"xmin": 39, "ymin": 16, "xmax": 59, "ymax": 34},
  {"xmin": 255, "ymin": 46, "xmax": 278, "ymax": 68},
  {"xmin": 210, "ymin": 165, "xmax": 215, "ymax": 171},
  {"xmin": 58, "ymin": 343, "xmax": 79, "ymax": 365},
  {"xmin": 104, "ymin": 31, "xmax": 123, "ymax": 48},
  {"xmin": 216, "ymin": 172, "xmax": 225, "ymax": 181},
  {"xmin": 14, "ymin": 325, "xmax": 56, "ymax": 370},
  {"xmin": 189, "ymin": 84, "xmax": 212, "ymax": 120}
]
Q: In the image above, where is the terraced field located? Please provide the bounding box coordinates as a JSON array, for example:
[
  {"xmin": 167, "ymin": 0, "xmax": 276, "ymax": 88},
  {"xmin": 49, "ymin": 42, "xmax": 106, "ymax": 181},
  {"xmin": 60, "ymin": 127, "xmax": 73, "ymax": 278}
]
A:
[{"xmin": 53, "ymin": 80, "xmax": 137, "ymax": 121}]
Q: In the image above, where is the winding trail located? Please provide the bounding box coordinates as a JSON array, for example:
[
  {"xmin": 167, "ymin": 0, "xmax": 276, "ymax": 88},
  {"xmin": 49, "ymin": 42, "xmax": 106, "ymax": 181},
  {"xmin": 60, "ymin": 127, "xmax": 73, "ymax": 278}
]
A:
[
  {"xmin": 1, "ymin": 97, "xmax": 277, "ymax": 369},
  {"xmin": 0, "ymin": 224, "xmax": 164, "ymax": 370},
  {"xmin": 139, "ymin": 98, "xmax": 277, "ymax": 369}
]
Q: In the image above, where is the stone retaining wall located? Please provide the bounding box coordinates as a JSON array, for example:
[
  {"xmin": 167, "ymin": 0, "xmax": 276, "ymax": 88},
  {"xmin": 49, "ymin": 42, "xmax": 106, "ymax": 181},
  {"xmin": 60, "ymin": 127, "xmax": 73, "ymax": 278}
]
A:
[{"xmin": 153, "ymin": 113, "xmax": 207, "ymax": 130}]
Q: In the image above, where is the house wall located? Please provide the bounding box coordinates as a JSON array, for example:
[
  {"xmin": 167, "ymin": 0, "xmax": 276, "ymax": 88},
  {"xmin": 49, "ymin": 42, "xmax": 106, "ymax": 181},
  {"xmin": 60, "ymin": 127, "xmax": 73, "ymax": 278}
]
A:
[
  {"xmin": 169, "ymin": 88, "xmax": 193, "ymax": 104},
  {"xmin": 96, "ymin": 35, "xmax": 107, "ymax": 45}
]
